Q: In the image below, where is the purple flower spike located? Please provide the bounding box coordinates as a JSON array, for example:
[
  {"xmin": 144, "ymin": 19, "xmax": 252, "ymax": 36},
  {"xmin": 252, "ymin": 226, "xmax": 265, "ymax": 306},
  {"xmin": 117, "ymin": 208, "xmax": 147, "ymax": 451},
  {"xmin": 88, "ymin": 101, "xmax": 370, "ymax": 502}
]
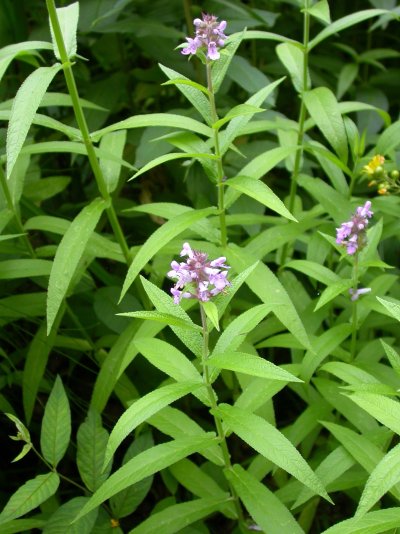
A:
[
  {"xmin": 336, "ymin": 201, "xmax": 373, "ymax": 255},
  {"xmin": 180, "ymin": 13, "xmax": 227, "ymax": 61},
  {"xmin": 168, "ymin": 242, "xmax": 230, "ymax": 304}
]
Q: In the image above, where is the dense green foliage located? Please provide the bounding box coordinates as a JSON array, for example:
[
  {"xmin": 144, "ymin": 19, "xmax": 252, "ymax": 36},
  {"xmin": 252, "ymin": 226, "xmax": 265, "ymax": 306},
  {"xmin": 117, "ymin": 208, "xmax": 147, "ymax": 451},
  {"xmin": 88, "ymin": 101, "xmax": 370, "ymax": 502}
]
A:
[{"xmin": 0, "ymin": 0, "xmax": 400, "ymax": 532}]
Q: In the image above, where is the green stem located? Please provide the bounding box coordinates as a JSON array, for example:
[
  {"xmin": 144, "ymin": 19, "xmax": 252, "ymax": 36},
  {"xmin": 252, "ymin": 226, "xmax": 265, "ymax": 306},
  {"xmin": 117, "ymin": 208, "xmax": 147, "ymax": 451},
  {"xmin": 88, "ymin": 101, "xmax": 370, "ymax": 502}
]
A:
[
  {"xmin": 0, "ymin": 165, "xmax": 36, "ymax": 257},
  {"xmin": 45, "ymin": 0, "xmax": 132, "ymax": 266},
  {"xmin": 206, "ymin": 62, "xmax": 227, "ymax": 248},
  {"xmin": 350, "ymin": 253, "xmax": 359, "ymax": 359},
  {"xmin": 199, "ymin": 305, "xmax": 244, "ymax": 525},
  {"xmin": 280, "ymin": 0, "xmax": 310, "ymax": 267}
]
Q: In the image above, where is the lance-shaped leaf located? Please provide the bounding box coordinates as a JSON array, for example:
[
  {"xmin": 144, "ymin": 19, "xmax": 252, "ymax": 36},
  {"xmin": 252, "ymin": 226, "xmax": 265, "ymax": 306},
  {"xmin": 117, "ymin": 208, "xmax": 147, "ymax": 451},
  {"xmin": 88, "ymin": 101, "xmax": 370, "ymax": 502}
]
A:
[
  {"xmin": 103, "ymin": 381, "xmax": 203, "ymax": 468},
  {"xmin": 215, "ymin": 404, "xmax": 331, "ymax": 502},
  {"xmin": 276, "ymin": 42, "xmax": 310, "ymax": 93},
  {"xmin": 348, "ymin": 392, "xmax": 400, "ymax": 435},
  {"xmin": 120, "ymin": 207, "xmax": 216, "ymax": 300},
  {"xmin": 47, "ymin": 197, "xmax": 106, "ymax": 333},
  {"xmin": 129, "ymin": 152, "xmax": 218, "ymax": 181},
  {"xmin": 6, "ymin": 64, "xmax": 62, "ymax": 179},
  {"xmin": 356, "ymin": 443, "xmax": 400, "ymax": 518},
  {"xmin": 40, "ymin": 376, "xmax": 71, "ymax": 467},
  {"xmin": 0, "ymin": 472, "xmax": 60, "ymax": 525},
  {"xmin": 43, "ymin": 497, "xmax": 98, "ymax": 534},
  {"xmin": 49, "ymin": 2, "xmax": 79, "ymax": 60},
  {"xmin": 304, "ymin": 87, "xmax": 348, "ymax": 163},
  {"xmin": 119, "ymin": 311, "xmax": 201, "ymax": 331},
  {"xmin": 73, "ymin": 434, "xmax": 216, "ymax": 522},
  {"xmin": 224, "ymin": 175, "xmax": 296, "ymax": 221},
  {"xmin": 377, "ymin": 296, "xmax": 400, "ymax": 323},
  {"xmin": 99, "ymin": 129, "xmax": 127, "ymax": 193},
  {"xmin": 320, "ymin": 508, "xmax": 400, "ymax": 534},
  {"xmin": 225, "ymin": 465, "xmax": 304, "ymax": 534},
  {"xmin": 207, "ymin": 351, "xmax": 302, "ymax": 382},
  {"xmin": 128, "ymin": 497, "xmax": 230, "ymax": 534}
]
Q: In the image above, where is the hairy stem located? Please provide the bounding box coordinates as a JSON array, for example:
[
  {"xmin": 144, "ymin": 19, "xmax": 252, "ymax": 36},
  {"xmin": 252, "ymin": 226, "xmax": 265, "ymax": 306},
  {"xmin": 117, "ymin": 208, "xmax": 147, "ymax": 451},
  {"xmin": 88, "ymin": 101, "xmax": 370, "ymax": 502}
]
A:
[
  {"xmin": 45, "ymin": 0, "xmax": 132, "ymax": 266},
  {"xmin": 206, "ymin": 62, "xmax": 227, "ymax": 248},
  {"xmin": 199, "ymin": 305, "xmax": 244, "ymax": 525},
  {"xmin": 280, "ymin": 0, "xmax": 310, "ymax": 266}
]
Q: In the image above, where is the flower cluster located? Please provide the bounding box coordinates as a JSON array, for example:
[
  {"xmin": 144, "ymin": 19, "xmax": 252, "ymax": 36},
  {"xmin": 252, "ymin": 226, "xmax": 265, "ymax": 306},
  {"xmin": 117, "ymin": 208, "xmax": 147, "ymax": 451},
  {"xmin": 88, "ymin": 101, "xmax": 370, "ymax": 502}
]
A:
[
  {"xmin": 168, "ymin": 242, "xmax": 230, "ymax": 304},
  {"xmin": 336, "ymin": 201, "xmax": 373, "ymax": 255},
  {"xmin": 181, "ymin": 13, "xmax": 227, "ymax": 61},
  {"xmin": 363, "ymin": 154, "xmax": 385, "ymax": 177}
]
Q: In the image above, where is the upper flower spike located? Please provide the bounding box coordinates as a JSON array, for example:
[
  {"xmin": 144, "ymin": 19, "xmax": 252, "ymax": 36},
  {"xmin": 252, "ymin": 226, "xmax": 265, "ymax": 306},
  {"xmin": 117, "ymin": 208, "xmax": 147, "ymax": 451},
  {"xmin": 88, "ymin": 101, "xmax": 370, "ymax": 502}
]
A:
[
  {"xmin": 181, "ymin": 13, "xmax": 227, "ymax": 61},
  {"xmin": 168, "ymin": 242, "xmax": 230, "ymax": 304},
  {"xmin": 336, "ymin": 201, "xmax": 373, "ymax": 255}
]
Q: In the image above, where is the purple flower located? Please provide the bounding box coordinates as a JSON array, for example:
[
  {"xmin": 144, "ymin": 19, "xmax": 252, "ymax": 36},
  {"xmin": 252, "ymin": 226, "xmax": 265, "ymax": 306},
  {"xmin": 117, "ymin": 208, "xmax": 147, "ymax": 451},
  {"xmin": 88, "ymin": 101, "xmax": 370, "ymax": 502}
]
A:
[
  {"xmin": 349, "ymin": 287, "xmax": 371, "ymax": 301},
  {"xmin": 181, "ymin": 13, "xmax": 227, "ymax": 61},
  {"xmin": 336, "ymin": 201, "xmax": 373, "ymax": 255},
  {"xmin": 168, "ymin": 242, "xmax": 230, "ymax": 304}
]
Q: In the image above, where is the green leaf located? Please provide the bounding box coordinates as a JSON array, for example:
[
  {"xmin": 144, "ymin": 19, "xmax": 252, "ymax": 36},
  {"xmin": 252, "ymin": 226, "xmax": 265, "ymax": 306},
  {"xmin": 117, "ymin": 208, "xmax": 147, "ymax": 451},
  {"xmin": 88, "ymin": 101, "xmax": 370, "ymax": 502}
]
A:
[
  {"xmin": 225, "ymin": 465, "xmax": 304, "ymax": 534},
  {"xmin": 356, "ymin": 443, "xmax": 400, "ymax": 517},
  {"xmin": 348, "ymin": 392, "xmax": 400, "ymax": 435},
  {"xmin": 6, "ymin": 64, "xmax": 62, "ymax": 178},
  {"xmin": 381, "ymin": 340, "xmax": 400, "ymax": 376},
  {"xmin": 73, "ymin": 434, "xmax": 217, "ymax": 522},
  {"xmin": 227, "ymin": 246, "xmax": 311, "ymax": 350},
  {"xmin": 304, "ymin": 87, "xmax": 348, "ymax": 163},
  {"xmin": 99, "ymin": 130, "xmax": 127, "ymax": 193},
  {"xmin": 285, "ymin": 260, "xmax": 340, "ymax": 286},
  {"xmin": 376, "ymin": 296, "xmax": 400, "ymax": 322},
  {"xmin": 91, "ymin": 113, "xmax": 212, "ymax": 143},
  {"xmin": 224, "ymin": 175, "xmax": 296, "ymax": 221},
  {"xmin": 211, "ymin": 30, "xmax": 244, "ymax": 93},
  {"xmin": 40, "ymin": 376, "xmax": 71, "ymax": 467},
  {"xmin": 0, "ymin": 259, "xmax": 52, "ymax": 280},
  {"xmin": 77, "ymin": 411, "xmax": 111, "ymax": 492},
  {"xmin": 308, "ymin": 9, "xmax": 390, "ymax": 51},
  {"xmin": 49, "ymin": 2, "xmax": 79, "ymax": 60},
  {"xmin": 301, "ymin": 324, "xmax": 352, "ymax": 382},
  {"xmin": 104, "ymin": 381, "xmax": 203, "ymax": 468},
  {"xmin": 0, "ymin": 519, "xmax": 46, "ymax": 534},
  {"xmin": 213, "ymin": 104, "xmax": 264, "ymax": 130},
  {"xmin": 140, "ymin": 277, "xmax": 203, "ymax": 357},
  {"xmin": 0, "ymin": 472, "xmax": 60, "ymax": 525},
  {"xmin": 307, "ymin": 0, "xmax": 331, "ymax": 24},
  {"xmin": 220, "ymin": 77, "xmax": 285, "ymax": 155},
  {"xmin": 43, "ymin": 497, "xmax": 98, "ymax": 534},
  {"xmin": 128, "ymin": 497, "xmax": 230, "ymax": 534},
  {"xmin": 215, "ymin": 404, "xmax": 331, "ymax": 501},
  {"xmin": 376, "ymin": 120, "xmax": 400, "ymax": 155},
  {"xmin": 201, "ymin": 301, "xmax": 220, "ymax": 331},
  {"xmin": 23, "ymin": 320, "xmax": 61, "ymax": 424},
  {"xmin": 110, "ymin": 433, "xmax": 154, "ymax": 518},
  {"xmin": 207, "ymin": 351, "xmax": 302, "ymax": 382},
  {"xmin": 120, "ymin": 207, "xmax": 216, "ymax": 300},
  {"xmin": 119, "ymin": 311, "xmax": 201, "ymax": 331},
  {"xmin": 47, "ymin": 197, "xmax": 106, "ymax": 334},
  {"xmin": 159, "ymin": 64, "xmax": 211, "ymax": 124},
  {"xmin": 320, "ymin": 508, "xmax": 400, "ymax": 534},
  {"xmin": 129, "ymin": 152, "xmax": 217, "ymax": 181},
  {"xmin": 276, "ymin": 43, "xmax": 309, "ymax": 93},
  {"xmin": 314, "ymin": 279, "xmax": 353, "ymax": 311}
]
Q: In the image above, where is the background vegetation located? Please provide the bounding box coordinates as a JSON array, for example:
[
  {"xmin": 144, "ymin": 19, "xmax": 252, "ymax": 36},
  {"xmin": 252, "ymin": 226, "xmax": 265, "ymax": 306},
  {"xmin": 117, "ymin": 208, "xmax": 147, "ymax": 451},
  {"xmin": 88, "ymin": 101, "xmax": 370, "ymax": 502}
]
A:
[{"xmin": 0, "ymin": 0, "xmax": 399, "ymax": 532}]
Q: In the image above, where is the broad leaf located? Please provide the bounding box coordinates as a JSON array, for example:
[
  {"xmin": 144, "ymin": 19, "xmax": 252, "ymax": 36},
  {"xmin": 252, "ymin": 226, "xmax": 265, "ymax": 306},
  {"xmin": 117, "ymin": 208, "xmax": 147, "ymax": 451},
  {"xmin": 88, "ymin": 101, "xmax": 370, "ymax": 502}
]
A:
[
  {"xmin": 6, "ymin": 64, "xmax": 62, "ymax": 178},
  {"xmin": 73, "ymin": 434, "xmax": 217, "ymax": 521},
  {"xmin": 43, "ymin": 497, "xmax": 98, "ymax": 534},
  {"xmin": 104, "ymin": 381, "xmax": 203, "ymax": 467},
  {"xmin": 47, "ymin": 197, "xmax": 106, "ymax": 333},
  {"xmin": 40, "ymin": 376, "xmax": 71, "ymax": 467},
  {"xmin": 0, "ymin": 473, "xmax": 60, "ymax": 525},
  {"xmin": 215, "ymin": 404, "xmax": 331, "ymax": 501}
]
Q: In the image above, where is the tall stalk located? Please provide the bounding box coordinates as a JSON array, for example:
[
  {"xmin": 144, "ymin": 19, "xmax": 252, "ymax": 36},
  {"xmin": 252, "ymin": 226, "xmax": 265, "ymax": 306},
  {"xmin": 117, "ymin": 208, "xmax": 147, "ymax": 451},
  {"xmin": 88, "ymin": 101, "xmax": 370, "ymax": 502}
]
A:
[
  {"xmin": 350, "ymin": 253, "xmax": 359, "ymax": 359},
  {"xmin": 280, "ymin": 0, "xmax": 310, "ymax": 267},
  {"xmin": 45, "ymin": 0, "xmax": 132, "ymax": 266},
  {"xmin": 206, "ymin": 62, "xmax": 228, "ymax": 248},
  {"xmin": 199, "ymin": 305, "xmax": 244, "ymax": 527}
]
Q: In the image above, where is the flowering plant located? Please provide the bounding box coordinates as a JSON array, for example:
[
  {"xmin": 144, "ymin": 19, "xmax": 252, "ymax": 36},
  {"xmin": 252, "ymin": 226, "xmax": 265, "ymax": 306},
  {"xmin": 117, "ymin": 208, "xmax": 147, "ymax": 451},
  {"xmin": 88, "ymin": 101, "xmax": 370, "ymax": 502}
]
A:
[{"xmin": 181, "ymin": 13, "xmax": 227, "ymax": 60}]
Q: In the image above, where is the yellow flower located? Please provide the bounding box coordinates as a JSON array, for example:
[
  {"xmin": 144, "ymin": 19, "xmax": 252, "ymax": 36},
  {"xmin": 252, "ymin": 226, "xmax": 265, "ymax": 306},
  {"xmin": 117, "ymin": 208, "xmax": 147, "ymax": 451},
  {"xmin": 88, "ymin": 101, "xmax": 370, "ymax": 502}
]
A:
[{"xmin": 363, "ymin": 155, "xmax": 385, "ymax": 176}]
